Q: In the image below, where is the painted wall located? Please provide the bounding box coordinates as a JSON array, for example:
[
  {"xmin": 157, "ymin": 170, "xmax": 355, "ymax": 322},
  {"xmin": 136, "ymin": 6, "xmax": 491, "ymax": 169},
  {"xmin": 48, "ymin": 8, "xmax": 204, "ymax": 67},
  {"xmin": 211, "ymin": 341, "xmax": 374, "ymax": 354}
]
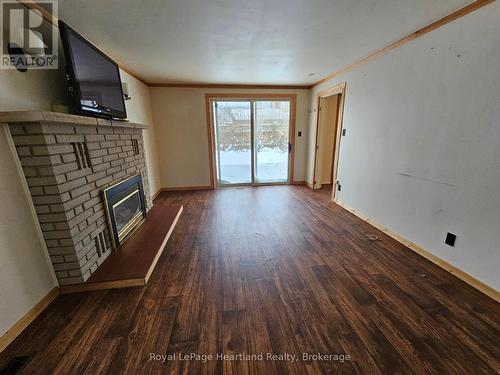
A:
[
  {"xmin": 308, "ymin": 2, "xmax": 500, "ymax": 290},
  {"xmin": 119, "ymin": 71, "xmax": 161, "ymax": 196},
  {"xmin": 0, "ymin": 127, "xmax": 57, "ymax": 337},
  {"xmin": 150, "ymin": 87, "xmax": 311, "ymax": 188},
  {"xmin": 317, "ymin": 95, "xmax": 338, "ymax": 185},
  {"xmin": 0, "ymin": 18, "xmax": 161, "ymax": 338},
  {"xmin": 0, "ymin": 54, "xmax": 160, "ymax": 197},
  {"xmin": 0, "ymin": 70, "xmax": 160, "ymax": 339}
]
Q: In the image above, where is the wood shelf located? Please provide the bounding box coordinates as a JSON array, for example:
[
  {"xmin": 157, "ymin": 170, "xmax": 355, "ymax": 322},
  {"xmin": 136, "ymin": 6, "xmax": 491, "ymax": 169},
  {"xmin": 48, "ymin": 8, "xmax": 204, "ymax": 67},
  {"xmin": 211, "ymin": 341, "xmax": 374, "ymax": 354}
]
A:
[
  {"xmin": 0, "ymin": 110, "xmax": 149, "ymax": 129},
  {"xmin": 60, "ymin": 202, "xmax": 183, "ymax": 293}
]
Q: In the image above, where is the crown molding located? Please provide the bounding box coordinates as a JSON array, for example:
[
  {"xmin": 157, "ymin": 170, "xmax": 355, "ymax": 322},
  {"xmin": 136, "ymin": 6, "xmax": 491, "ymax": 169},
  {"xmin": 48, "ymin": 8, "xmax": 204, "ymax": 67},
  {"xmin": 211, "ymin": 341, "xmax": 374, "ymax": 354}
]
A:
[
  {"xmin": 311, "ymin": 0, "xmax": 495, "ymax": 88},
  {"xmin": 148, "ymin": 83, "xmax": 311, "ymax": 89},
  {"xmin": 17, "ymin": 0, "xmax": 148, "ymax": 85},
  {"xmin": 17, "ymin": 0, "xmax": 496, "ymax": 91}
]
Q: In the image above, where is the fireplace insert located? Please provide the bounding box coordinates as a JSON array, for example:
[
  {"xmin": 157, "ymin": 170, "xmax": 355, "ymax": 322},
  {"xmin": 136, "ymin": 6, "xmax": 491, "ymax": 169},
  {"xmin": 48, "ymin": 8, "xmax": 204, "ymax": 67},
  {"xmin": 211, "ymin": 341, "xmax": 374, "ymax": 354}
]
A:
[{"xmin": 103, "ymin": 174, "xmax": 146, "ymax": 248}]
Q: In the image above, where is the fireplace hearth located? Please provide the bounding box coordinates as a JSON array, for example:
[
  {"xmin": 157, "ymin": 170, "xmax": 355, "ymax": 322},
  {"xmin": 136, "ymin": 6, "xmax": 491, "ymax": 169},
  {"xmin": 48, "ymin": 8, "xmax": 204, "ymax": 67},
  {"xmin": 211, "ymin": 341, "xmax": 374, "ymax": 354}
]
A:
[{"xmin": 2, "ymin": 110, "xmax": 152, "ymax": 286}]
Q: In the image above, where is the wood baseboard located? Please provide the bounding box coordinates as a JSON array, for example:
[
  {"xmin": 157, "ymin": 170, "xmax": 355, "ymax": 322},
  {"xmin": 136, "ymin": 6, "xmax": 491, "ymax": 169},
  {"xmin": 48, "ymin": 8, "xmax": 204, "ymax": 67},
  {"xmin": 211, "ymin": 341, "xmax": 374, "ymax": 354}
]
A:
[
  {"xmin": 306, "ymin": 181, "xmax": 314, "ymax": 189},
  {"xmin": 0, "ymin": 287, "xmax": 59, "ymax": 353},
  {"xmin": 334, "ymin": 199, "xmax": 500, "ymax": 303},
  {"xmin": 151, "ymin": 188, "xmax": 162, "ymax": 201},
  {"xmin": 160, "ymin": 185, "xmax": 213, "ymax": 192},
  {"xmin": 290, "ymin": 180, "xmax": 306, "ymax": 185}
]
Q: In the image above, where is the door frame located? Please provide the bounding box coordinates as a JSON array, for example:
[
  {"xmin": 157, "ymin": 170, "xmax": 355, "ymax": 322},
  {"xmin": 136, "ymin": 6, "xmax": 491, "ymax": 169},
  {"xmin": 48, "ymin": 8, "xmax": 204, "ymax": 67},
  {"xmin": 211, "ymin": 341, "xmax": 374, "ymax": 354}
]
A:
[
  {"xmin": 205, "ymin": 93, "xmax": 297, "ymax": 188},
  {"xmin": 312, "ymin": 82, "xmax": 346, "ymax": 201}
]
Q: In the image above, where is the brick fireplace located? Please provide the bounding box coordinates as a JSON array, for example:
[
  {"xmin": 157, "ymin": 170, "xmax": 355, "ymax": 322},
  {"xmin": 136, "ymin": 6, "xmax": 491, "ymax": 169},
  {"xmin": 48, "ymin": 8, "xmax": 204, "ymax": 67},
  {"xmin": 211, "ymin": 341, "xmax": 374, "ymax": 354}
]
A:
[{"xmin": 3, "ymin": 111, "xmax": 152, "ymax": 286}]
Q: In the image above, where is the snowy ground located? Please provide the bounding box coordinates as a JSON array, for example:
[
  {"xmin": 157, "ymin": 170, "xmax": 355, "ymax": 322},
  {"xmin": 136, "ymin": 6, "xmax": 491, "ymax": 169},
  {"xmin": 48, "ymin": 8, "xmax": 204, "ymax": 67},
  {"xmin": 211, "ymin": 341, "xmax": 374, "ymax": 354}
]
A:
[{"xmin": 218, "ymin": 148, "xmax": 288, "ymax": 183}]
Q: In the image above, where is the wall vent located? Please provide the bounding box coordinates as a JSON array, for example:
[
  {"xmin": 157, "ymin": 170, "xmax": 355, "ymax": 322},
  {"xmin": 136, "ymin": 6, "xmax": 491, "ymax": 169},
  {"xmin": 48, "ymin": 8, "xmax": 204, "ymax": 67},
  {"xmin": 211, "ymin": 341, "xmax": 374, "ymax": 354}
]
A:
[
  {"xmin": 94, "ymin": 231, "xmax": 107, "ymax": 257},
  {"xmin": 132, "ymin": 139, "xmax": 139, "ymax": 155},
  {"xmin": 72, "ymin": 142, "xmax": 92, "ymax": 169}
]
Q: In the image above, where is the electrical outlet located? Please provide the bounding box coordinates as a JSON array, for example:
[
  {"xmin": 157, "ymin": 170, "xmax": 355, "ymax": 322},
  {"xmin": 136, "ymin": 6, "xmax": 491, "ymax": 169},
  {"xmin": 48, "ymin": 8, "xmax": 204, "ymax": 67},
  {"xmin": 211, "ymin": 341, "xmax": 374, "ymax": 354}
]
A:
[
  {"xmin": 445, "ymin": 232, "xmax": 456, "ymax": 247},
  {"xmin": 342, "ymin": 129, "xmax": 347, "ymax": 136},
  {"xmin": 337, "ymin": 184, "xmax": 342, "ymax": 192},
  {"xmin": 298, "ymin": 131, "xmax": 302, "ymax": 137}
]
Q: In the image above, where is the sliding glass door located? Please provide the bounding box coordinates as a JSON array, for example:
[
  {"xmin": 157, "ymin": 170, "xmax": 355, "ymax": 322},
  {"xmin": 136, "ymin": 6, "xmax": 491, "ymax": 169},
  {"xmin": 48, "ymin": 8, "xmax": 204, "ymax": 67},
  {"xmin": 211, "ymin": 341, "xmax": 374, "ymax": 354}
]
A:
[
  {"xmin": 213, "ymin": 101, "xmax": 252, "ymax": 184},
  {"xmin": 213, "ymin": 99, "xmax": 291, "ymax": 186},
  {"xmin": 254, "ymin": 101, "xmax": 290, "ymax": 183}
]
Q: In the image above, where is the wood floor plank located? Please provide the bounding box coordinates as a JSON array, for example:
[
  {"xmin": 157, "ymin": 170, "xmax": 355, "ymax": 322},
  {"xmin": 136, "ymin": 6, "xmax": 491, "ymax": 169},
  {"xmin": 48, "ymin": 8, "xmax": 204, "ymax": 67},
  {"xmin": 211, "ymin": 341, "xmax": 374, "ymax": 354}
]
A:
[{"xmin": 1, "ymin": 185, "xmax": 499, "ymax": 375}]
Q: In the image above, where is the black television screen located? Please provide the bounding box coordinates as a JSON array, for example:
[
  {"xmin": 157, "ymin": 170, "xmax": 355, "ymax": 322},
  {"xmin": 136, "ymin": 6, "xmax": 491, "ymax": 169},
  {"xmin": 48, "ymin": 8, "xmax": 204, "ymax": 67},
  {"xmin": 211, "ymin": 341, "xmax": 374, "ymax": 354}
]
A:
[{"xmin": 59, "ymin": 21, "xmax": 127, "ymax": 119}]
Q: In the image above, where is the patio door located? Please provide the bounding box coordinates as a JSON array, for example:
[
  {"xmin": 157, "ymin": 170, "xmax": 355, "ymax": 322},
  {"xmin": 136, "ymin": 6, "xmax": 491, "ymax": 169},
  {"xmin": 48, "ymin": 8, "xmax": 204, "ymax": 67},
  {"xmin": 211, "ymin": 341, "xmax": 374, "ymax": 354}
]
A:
[{"xmin": 213, "ymin": 99, "xmax": 291, "ymax": 186}]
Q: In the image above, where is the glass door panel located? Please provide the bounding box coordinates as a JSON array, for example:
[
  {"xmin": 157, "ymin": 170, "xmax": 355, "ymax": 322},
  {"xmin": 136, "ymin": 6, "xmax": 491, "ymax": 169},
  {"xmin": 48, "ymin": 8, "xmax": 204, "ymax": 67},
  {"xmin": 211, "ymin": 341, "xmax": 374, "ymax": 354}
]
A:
[
  {"xmin": 214, "ymin": 101, "xmax": 252, "ymax": 185},
  {"xmin": 254, "ymin": 101, "xmax": 290, "ymax": 183}
]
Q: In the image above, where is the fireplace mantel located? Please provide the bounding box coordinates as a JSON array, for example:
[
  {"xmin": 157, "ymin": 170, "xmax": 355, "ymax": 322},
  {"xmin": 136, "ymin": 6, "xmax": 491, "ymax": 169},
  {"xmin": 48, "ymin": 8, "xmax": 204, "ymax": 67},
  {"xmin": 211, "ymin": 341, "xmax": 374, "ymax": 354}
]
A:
[
  {"xmin": 2, "ymin": 110, "xmax": 153, "ymax": 286},
  {"xmin": 0, "ymin": 110, "xmax": 149, "ymax": 129}
]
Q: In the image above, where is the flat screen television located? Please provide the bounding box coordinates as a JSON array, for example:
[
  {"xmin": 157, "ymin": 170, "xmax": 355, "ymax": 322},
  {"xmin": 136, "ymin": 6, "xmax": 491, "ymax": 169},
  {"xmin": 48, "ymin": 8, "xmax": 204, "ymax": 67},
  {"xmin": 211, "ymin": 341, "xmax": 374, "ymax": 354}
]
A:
[{"xmin": 59, "ymin": 21, "xmax": 127, "ymax": 119}]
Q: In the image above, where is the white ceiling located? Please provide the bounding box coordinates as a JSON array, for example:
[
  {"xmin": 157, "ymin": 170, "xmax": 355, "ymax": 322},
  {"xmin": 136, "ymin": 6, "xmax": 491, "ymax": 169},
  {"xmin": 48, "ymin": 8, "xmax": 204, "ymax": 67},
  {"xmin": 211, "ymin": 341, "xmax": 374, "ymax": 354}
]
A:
[{"xmin": 58, "ymin": 0, "xmax": 471, "ymax": 85}]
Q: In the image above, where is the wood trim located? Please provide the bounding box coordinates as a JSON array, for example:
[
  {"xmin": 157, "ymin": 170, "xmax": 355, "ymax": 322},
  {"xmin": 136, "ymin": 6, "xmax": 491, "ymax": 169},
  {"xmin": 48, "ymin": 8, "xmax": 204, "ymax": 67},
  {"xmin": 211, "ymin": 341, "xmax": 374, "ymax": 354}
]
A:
[
  {"xmin": 311, "ymin": 0, "xmax": 495, "ymax": 88},
  {"xmin": 60, "ymin": 279, "xmax": 144, "ymax": 294},
  {"xmin": 312, "ymin": 83, "xmax": 346, "ymax": 196},
  {"xmin": 17, "ymin": 0, "xmax": 57, "ymax": 24},
  {"xmin": 18, "ymin": 0, "xmax": 494, "ymax": 91},
  {"xmin": 290, "ymin": 180, "xmax": 306, "ymax": 185},
  {"xmin": 151, "ymin": 188, "xmax": 162, "ymax": 201},
  {"xmin": 250, "ymin": 99, "xmax": 256, "ymax": 184},
  {"xmin": 160, "ymin": 185, "xmax": 213, "ymax": 192},
  {"xmin": 16, "ymin": 0, "xmax": 148, "ymax": 86},
  {"xmin": 149, "ymin": 83, "xmax": 310, "ymax": 89},
  {"xmin": 151, "ymin": 189, "xmax": 161, "ymax": 201},
  {"xmin": 289, "ymin": 95, "xmax": 297, "ymax": 184},
  {"xmin": 0, "ymin": 287, "xmax": 59, "ymax": 353},
  {"xmin": 144, "ymin": 205, "xmax": 183, "ymax": 283},
  {"xmin": 205, "ymin": 93, "xmax": 298, "ymax": 188},
  {"xmin": 334, "ymin": 200, "xmax": 500, "ymax": 303},
  {"xmin": 205, "ymin": 97, "xmax": 217, "ymax": 188},
  {"xmin": 329, "ymin": 99, "xmax": 341, "ymax": 184},
  {"xmin": 330, "ymin": 88, "xmax": 346, "ymax": 201},
  {"xmin": 316, "ymin": 83, "xmax": 346, "ymax": 99},
  {"xmin": 312, "ymin": 96, "xmax": 322, "ymax": 189},
  {"xmin": 205, "ymin": 93, "xmax": 299, "ymax": 100}
]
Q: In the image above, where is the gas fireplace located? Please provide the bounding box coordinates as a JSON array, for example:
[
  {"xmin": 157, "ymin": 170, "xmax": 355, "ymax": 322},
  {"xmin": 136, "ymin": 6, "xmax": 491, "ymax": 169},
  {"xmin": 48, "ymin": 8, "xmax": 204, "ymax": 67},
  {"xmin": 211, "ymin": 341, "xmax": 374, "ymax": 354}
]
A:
[{"xmin": 104, "ymin": 174, "xmax": 147, "ymax": 248}]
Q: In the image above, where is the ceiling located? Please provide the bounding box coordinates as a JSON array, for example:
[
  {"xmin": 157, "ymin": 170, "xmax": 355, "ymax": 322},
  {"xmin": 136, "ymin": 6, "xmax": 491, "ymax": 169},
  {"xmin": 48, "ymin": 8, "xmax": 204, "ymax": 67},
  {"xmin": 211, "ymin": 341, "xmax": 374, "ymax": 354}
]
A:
[{"xmin": 58, "ymin": 0, "xmax": 471, "ymax": 85}]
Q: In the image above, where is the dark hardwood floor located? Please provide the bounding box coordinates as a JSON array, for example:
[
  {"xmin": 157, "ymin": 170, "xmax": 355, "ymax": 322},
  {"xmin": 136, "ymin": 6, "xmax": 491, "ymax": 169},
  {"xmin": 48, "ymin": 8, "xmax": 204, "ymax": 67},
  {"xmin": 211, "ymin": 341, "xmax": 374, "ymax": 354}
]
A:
[{"xmin": 1, "ymin": 185, "xmax": 499, "ymax": 374}]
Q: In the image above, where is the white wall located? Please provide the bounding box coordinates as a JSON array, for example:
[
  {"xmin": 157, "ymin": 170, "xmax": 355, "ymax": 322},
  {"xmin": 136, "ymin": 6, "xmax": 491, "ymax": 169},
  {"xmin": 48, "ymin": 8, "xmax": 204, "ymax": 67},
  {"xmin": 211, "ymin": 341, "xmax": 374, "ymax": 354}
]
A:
[
  {"xmin": 0, "ymin": 17, "xmax": 161, "ymax": 338},
  {"xmin": 0, "ymin": 70, "xmax": 160, "ymax": 338},
  {"xmin": 0, "ymin": 127, "xmax": 57, "ymax": 337},
  {"xmin": 150, "ymin": 87, "xmax": 311, "ymax": 188},
  {"xmin": 119, "ymin": 71, "xmax": 161, "ymax": 195},
  {"xmin": 308, "ymin": 2, "xmax": 500, "ymax": 290},
  {"xmin": 0, "ymin": 64, "xmax": 161, "ymax": 197}
]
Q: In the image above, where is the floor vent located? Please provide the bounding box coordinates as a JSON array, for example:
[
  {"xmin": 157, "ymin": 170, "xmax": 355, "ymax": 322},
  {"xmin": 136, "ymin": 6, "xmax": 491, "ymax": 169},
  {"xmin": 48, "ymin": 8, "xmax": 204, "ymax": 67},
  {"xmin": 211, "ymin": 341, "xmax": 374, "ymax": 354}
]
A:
[{"xmin": 72, "ymin": 142, "xmax": 92, "ymax": 169}]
